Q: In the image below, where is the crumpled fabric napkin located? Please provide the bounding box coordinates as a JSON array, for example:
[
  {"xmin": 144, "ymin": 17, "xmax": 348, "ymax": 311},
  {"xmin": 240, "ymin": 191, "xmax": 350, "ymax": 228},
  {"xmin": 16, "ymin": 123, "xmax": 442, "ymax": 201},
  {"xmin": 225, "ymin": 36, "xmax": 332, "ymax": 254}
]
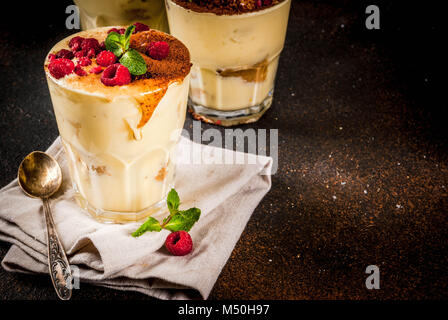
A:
[{"xmin": 0, "ymin": 136, "xmax": 272, "ymax": 299}]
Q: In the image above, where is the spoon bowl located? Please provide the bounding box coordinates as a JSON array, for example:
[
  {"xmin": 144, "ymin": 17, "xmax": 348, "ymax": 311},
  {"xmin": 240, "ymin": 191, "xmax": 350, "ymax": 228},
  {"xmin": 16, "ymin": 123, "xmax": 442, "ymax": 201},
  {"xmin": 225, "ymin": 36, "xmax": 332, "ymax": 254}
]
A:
[{"xmin": 18, "ymin": 151, "xmax": 62, "ymax": 199}]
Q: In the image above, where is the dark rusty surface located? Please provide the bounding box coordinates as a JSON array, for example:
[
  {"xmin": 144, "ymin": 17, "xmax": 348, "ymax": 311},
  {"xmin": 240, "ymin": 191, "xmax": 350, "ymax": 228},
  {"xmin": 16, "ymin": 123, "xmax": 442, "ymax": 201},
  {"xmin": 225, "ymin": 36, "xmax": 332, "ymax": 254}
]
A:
[{"xmin": 0, "ymin": 1, "xmax": 446, "ymax": 299}]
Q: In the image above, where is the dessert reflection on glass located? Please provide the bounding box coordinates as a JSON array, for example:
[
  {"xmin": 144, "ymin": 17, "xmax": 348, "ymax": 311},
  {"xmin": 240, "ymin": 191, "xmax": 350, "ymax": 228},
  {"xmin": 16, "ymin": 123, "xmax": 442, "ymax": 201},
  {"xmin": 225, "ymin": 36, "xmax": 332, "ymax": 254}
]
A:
[
  {"xmin": 44, "ymin": 23, "xmax": 191, "ymax": 222},
  {"xmin": 165, "ymin": 0, "xmax": 291, "ymax": 126},
  {"xmin": 74, "ymin": 0, "xmax": 169, "ymax": 33}
]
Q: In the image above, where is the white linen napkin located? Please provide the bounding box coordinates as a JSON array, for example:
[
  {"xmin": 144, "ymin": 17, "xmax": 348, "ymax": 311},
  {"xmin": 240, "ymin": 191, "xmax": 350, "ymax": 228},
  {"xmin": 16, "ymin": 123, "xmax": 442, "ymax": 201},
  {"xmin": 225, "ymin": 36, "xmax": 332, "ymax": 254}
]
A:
[{"xmin": 0, "ymin": 136, "xmax": 272, "ymax": 299}]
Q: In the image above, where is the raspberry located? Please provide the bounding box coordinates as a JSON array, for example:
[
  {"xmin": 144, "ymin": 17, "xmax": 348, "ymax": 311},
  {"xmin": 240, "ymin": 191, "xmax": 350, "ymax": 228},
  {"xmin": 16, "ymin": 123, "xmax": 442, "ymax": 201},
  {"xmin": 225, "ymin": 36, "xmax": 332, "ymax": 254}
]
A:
[
  {"xmin": 147, "ymin": 41, "xmax": 170, "ymax": 60},
  {"xmin": 77, "ymin": 57, "xmax": 91, "ymax": 66},
  {"xmin": 87, "ymin": 48, "xmax": 96, "ymax": 58},
  {"xmin": 74, "ymin": 49, "xmax": 87, "ymax": 58},
  {"xmin": 165, "ymin": 231, "xmax": 193, "ymax": 256},
  {"xmin": 101, "ymin": 63, "xmax": 131, "ymax": 86},
  {"xmin": 48, "ymin": 58, "xmax": 74, "ymax": 79},
  {"xmin": 133, "ymin": 22, "xmax": 150, "ymax": 33},
  {"xmin": 55, "ymin": 49, "xmax": 74, "ymax": 60},
  {"xmin": 90, "ymin": 66, "xmax": 103, "ymax": 74},
  {"xmin": 256, "ymin": 0, "xmax": 262, "ymax": 7},
  {"xmin": 74, "ymin": 64, "xmax": 87, "ymax": 76},
  {"xmin": 74, "ymin": 48, "xmax": 96, "ymax": 58},
  {"xmin": 108, "ymin": 28, "xmax": 125, "ymax": 34},
  {"xmin": 48, "ymin": 53, "xmax": 56, "ymax": 62},
  {"xmin": 69, "ymin": 36, "xmax": 84, "ymax": 52},
  {"xmin": 99, "ymin": 41, "xmax": 106, "ymax": 51},
  {"xmin": 81, "ymin": 38, "xmax": 100, "ymax": 53},
  {"xmin": 96, "ymin": 50, "xmax": 117, "ymax": 67}
]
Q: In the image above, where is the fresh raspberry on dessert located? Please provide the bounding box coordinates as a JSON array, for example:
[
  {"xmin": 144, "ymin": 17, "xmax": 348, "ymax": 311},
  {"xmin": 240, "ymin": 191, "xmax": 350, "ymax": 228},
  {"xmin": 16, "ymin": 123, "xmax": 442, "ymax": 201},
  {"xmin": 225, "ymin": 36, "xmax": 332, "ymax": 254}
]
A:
[
  {"xmin": 55, "ymin": 49, "xmax": 74, "ymax": 60},
  {"xmin": 74, "ymin": 47, "xmax": 96, "ymax": 58},
  {"xmin": 147, "ymin": 41, "xmax": 170, "ymax": 60},
  {"xmin": 74, "ymin": 49, "xmax": 86, "ymax": 58},
  {"xmin": 101, "ymin": 63, "xmax": 131, "ymax": 86},
  {"xmin": 96, "ymin": 50, "xmax": 117, "ymax": 67},
  {"xmin": 74, "ymin": 64, "xmax": 87, "ymax": 76},
  {"xmin": 87, "ymin": 48, "xmax": 97, "ymax": 58},
  {"xmin": 133, "ymin": 22, "xmax": 150, "ymax": 33},
  {"xmin": 81, "ymin": 38, "xmax": 100, "ymax": 53},
  {"xmin": 69, "ymin": 36, "xmax": 84, "ymax": 52},
  {"xmin": 48, "ymin": 53, "xmax": 56, "ymax": 62},
  {"xmin": 90, "ymin": 66, "xmax": 103, "ymax": 74},
  {"xmin": 99, "ymin": 41, "xmax": 106, "ymax": 51},
  {"xmin": 108, "ymin": 27, "xmax": 126, "ymax": 34},
  {"xmin": 48, "ymin": 58, "xmax": 75, "ymax": 79},
  {"xmin": 256, "ymin": 0, "xmax": 262, "ymax": 7},
  {"xmin": 77, "ymin": 57, "xmax": 91, "ymax": 67},
  {"xmin": 165, "ymin": 231, "xmax": 193, "ymax": 256}
]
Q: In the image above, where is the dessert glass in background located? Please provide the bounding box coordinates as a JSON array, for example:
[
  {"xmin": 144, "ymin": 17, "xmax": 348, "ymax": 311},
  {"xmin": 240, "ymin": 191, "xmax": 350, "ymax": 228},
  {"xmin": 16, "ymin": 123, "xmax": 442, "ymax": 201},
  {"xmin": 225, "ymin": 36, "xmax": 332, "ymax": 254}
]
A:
[
  {"xmin": 165, "ymin": 0, "xmax": 291, "ymax": 126},
  {"xmin": 44, "ymin": 27, "xmax": 191, "ymax": 223},
  {"xmin": 74, "ymin": 0, "xmax": 169, "ymax": 33}
]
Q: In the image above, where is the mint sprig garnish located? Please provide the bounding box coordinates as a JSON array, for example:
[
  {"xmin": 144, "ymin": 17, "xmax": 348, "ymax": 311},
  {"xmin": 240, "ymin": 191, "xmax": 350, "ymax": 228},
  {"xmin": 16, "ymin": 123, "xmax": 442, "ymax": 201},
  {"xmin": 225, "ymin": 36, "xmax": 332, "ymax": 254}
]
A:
[
  {"xmin": 132, "ymin": 189, "xmax": 201, "ymax": 237},
  {"xmin": 105, "ymin": 25, "xmax": 147, "ymax": 76}
]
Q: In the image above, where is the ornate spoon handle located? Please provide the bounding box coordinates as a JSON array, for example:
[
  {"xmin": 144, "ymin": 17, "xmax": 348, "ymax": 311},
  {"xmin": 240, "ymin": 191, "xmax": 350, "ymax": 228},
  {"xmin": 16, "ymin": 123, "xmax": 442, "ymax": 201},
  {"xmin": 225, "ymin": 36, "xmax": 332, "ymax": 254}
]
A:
[{"xmin": 43, "ymin": 199, "xmax": 72, "ymax": 300}]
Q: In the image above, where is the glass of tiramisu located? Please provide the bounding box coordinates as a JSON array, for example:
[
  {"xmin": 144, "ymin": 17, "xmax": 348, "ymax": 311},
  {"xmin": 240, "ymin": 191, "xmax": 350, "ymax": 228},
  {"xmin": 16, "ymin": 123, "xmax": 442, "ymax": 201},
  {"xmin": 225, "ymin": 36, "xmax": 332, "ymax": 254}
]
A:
[
  {"xmin": 165, "ymin": 0, "xmax": 291, "ymax": 126},
  {"xmin": 74, "ymin": 0, "xmax": 169, "ymax": 33},
  {"xmin": 44, "ymin": 22, "xmax": 191, "ymax": 222}
]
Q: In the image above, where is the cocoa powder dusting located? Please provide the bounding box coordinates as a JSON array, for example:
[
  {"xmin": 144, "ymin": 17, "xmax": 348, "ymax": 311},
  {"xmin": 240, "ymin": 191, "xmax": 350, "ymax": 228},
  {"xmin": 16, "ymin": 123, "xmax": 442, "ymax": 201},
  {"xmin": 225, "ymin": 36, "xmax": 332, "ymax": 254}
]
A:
[
  {"xmin": 171, "ymin": 0, "xmax": 284, "ymax": 15},
  {"xmin": 129, "ymin": 30, "xmax": 191, "ymax": 128},
  {"xmin": 130, "ymin": 30, "xmax": 191, "ymax": 81},
  {"xmin": 135, "ymin": 87, "xmax": 168, "ymax": 128}
]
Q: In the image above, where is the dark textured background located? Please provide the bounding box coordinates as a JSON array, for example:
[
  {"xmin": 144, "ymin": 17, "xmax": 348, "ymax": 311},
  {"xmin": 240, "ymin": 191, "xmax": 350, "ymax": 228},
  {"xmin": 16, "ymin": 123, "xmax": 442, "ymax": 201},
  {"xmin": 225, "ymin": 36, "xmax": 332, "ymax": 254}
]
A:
[{"xmin": 0, "ymin": 1, "xmax": 446, "ymax": 299}]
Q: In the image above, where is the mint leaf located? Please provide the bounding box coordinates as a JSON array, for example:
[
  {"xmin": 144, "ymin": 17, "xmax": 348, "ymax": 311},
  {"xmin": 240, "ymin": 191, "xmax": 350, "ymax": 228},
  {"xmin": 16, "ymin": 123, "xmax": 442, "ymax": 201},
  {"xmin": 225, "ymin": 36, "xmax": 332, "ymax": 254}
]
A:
[
  {"xmin": 123, "ymin": 25, "xmax": 135, "ymax": 50},
  {"xmin": 132, "ymin": 217, "xmax": 162, "ymax": 237},
  {"xmin": 119, "ymin": 33, "xmax": 127, "ymax": 47},
  {"xmin": 105, "ymin": 31, "xmax": 124, "ymax": 57},
  {"xmin": 164, "ymin": 208, "xmax": 201, "ymax": 232},
  {"xmin": 167, "ymin": 188, "xmax": 180, "ymax": 215},
  {"xmin": 119, "ymin": 49, "xmax": 147, "ymax": 75},
  {"xmin": 131, "ymin": 188, "xmax": 201, "ymax": 237}
]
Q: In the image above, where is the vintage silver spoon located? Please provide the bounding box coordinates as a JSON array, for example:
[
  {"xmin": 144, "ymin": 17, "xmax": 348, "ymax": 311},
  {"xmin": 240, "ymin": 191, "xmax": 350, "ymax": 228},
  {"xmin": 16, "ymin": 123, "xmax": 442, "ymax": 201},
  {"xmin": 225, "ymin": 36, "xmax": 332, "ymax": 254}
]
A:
[{"xmin": 18, "ymin": 151, "xmax": 72, "ymax": 300}]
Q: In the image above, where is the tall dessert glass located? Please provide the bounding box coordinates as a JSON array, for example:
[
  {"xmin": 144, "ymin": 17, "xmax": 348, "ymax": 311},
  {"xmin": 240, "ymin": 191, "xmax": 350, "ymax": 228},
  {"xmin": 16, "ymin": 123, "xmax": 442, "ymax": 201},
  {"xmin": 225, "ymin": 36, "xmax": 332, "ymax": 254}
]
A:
[
  {"xmin": 165, "ymin": 0, "xmax": 291, "ymax": 126},
  {"xmin": 74, "ymin": 0, "xmax": 169, "ymax": 33},
  {"xmin": 44, "ymin": 27, "xmax": 191, "ymax": 223}
]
